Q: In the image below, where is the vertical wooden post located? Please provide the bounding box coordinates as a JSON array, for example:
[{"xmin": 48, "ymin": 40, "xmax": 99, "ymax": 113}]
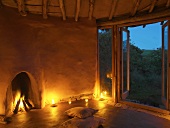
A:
[
  {"xmin": 59, "ymin": 0, "xmax": 66, "ymax": 20},
  {"xmin": 75, "ymin": 0, "xmax": 81, "ymax": 21},
  {"xmin": 42, "ymin": 0, "xmax": 48, "ymax": 19},
  {"xmin": 112, "ymin": 25, "xmax": 118, "ymax": 103},
  {"xmin": 16, "ymin": 0, "xmax": 27, "ymax": 16},
  {"xmin": 88, "ymin": 0, "xmax": 95, "ymax": 20}
]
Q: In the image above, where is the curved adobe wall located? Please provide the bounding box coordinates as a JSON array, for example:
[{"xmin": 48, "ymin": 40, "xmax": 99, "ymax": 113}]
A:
[{"xmin": 0, "ymin": 7, "xmax": 97, "ymax": 115}]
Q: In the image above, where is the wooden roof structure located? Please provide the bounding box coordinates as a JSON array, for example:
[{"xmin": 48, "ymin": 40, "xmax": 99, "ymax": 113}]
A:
[{"xmin": 1, "ymin": 0, "xmax": 170, "ymax": 26}]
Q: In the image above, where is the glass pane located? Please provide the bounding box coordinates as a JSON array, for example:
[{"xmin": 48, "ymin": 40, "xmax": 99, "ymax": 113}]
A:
[
  {"xmin": 122, "ymin": 31, "xmax": 128, "ymax": 92},
  {"xmin": 98, "ymin": 29, "xmax": 112, "ymax": 97},
  {"xmin": 164, "ymin": 26, "xmax": 168, "ymax": 99}
]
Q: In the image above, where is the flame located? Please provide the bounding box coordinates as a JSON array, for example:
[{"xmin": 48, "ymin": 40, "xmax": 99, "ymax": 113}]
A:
[
  {"xmin": 19, "ymin": 96, "xmax": 25, "ymax": 111},
  {"xmin": 100, "ymin": 93, "xmax": 104, "ymax": 99},
  {"xmin": 14, "ymin": 91, "xmax": 21, "ymax": 107},
  {"xmin": 52, "ymin": 99, "xmax": 55, "ymax": 104},
  {"xmin": 85, "ymin": 99, "xmax": 88, "ymax": 103},
  {"xmin": 104, "ymin": 91, "xmax": 107, "ymax": 95}
]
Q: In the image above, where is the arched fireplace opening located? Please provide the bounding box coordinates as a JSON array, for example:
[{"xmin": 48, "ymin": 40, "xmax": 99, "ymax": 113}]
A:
[
  {"xmin": 5, "ymin": 71, "xmax": 41, "ymax": 116},
  {"xmin": 11, "ymin": 72, "xmax": 33, "ymax": 114}
]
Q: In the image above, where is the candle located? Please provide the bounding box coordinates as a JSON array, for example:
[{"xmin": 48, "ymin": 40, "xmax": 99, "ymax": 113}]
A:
[{"xmin": 85, "ymin": 99, "xmax": 88, "ymax": 103}]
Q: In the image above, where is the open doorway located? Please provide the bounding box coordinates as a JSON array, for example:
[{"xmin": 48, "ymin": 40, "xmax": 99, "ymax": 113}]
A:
[{"xmin": 121, "ymin": 21, "xmax": 169, "ymax": 109}]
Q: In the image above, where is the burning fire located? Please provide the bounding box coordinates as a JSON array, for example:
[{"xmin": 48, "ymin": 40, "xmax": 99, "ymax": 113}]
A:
[
  {"xmin": 19, "ymin": 96, "xmax": 25, "ymax": 111},
  {"xmin": 13, "ymin": 91, "xmax": 30, "ymax": 113}
]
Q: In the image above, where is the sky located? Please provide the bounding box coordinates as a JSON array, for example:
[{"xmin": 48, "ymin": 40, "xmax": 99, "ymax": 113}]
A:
[{"xmin": 128, "ymin": 22, "xmax": 162, "ymax": 50}]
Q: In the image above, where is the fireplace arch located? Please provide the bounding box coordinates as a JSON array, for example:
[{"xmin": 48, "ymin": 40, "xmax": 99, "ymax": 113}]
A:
[{"xmin": 5, "ymin": 71, "xmax": 41, "ymax": 116}]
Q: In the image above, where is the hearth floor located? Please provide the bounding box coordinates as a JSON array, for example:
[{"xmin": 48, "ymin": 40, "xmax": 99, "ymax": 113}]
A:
[{"xmin": 1, "ymin": 99, "xmax": 170, "ymax": 128}]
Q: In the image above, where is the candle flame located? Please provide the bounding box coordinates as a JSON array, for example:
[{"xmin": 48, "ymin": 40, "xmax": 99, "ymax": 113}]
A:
[
  {"xmin": 52, "ymin": 99, "xmax": 55, "ymax": 104},
  {"xmin": 85, "ymin": 99, "xmax": 88, "ymax": 103},
  {"xmin": 100, "ymin": 93, "xmax": 104, "ymax": 99}
]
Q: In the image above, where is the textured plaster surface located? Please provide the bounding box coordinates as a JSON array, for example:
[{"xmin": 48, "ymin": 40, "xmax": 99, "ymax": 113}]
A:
[{"xmin": 0, "ymin": 7, "xmax": 97, "ymax": 114}]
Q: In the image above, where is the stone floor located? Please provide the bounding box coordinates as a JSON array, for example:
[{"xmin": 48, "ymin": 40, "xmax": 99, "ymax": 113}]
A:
[{"xmin": 1, "ymin": 99, "xmax": 170, "ymax": 128}]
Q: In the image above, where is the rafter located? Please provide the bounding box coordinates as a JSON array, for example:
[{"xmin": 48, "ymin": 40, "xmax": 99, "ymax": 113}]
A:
[
  {"xmin": 16, "ymin": 0, "xmax": 27, "ymax": 16},
  {"xmin": 97, "ymin": 9, "xmax": 170, "ymax": 27},
  {"xmin": 166, "ymin": 0, "xmax": 170, "ymax": 8},
  {"xmin": 149, "ymin": 0, "xmax": 157, "ymax": 13},
  {"xmin": 59, "ymin": 0, "xmax": 66, "ymax": 20},
  {"xmin": 75, "ymin": 0, "xmax": 81, "ymax": 21},
  {"xmin": 131, "ymin": 0, "xmax": 140, "ymax": 16},
  {"xmin": 109, "ymin": 0, "xmax": 118, "ymax": 20},
  {"xmin": 0, "ymin": 0, "xmax": 3, "ymax": 7},
  {"xmin": 42, "ymin": 0, "xmax": 48, "ymax": 19},
  {"xmin": 88, "ymin": 0, "xmax": 95, "ymax": 20}
]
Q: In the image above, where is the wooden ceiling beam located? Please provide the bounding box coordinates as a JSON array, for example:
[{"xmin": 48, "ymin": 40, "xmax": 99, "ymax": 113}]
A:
[
  {"xmin": 16, "ymin": 0, "xmax": 27, "ymax": 16},
  {"xmin": 109, "ymin": 0, "xmax": 118, "ymax": 20},
  {"xmin": 59, "ymin": 0, "xmax": 66, "ymax": 20},
  {"xmin": 148, "ymin": 0, "xmax": 157, "ymax": 13},
  {"xmin": 75, "ymin": 0, "xmax": 81, "ymax": 21},
  {"xmin": 88, "ymin": 0, "xmax": 95, "ymax": 20},
  {"xmin": 97, "ymin": 9, "xmax": 170, "ymax": 27},
  {"xmin": 131, "ymin": 0, "xmax": 141, "ymax": 16},
  {"xmin": 166, "ymin": 0, "xmax": 170, "ymax": 8},
  {"xmin": 42, "ymin": 0, "xmax": 48, "ymax": 19}
]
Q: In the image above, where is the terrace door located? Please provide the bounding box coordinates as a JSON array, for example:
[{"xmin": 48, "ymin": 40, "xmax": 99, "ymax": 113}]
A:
[
  {"xmin": 162, "ymin": 21, "xmax": 169, "ymax": 109},
  {"xmin": 121, "ymin": 28, "xmax": 130, "ymax": 99}
]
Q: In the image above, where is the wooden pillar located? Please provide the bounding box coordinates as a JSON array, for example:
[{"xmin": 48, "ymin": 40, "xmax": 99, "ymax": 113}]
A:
[
  {"xmin": 88, "ymin": 0, "xmax": 95, "ymax": 20},
  {"xmin": 16, "ymin": 0, "xmax": 27, "ymax": 16},
  {"xmin": 112, "ymin": 25, "xmax": 118, "ymax": 103},
  {"xmin": 42, "ymin": 0, "xmax": 48, "ymax": 19},
  {"xmin": 75, "ymin": 0, "xmax": 81, "ymax": 21},
  {"xmin": 59, "ymin": 0, "xmax": 66, "ymax": 20}
]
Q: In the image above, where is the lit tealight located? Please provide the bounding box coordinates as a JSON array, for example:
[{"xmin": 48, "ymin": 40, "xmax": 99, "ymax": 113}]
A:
[
  {"xmin": 85, "ymin": 99, "xmax": 88, "ymax": 103},
  {"xmin": 51, "ymin": 99, "xmax": 57, "ymax": 107},
  {"xmin": 100, "ymin": 93, "xmax": 104, "ymax": 99},
  {"xmin": 99, "ymin": 93, "xmax": 104, "ymax": 101},
  {"xmin": 104, "ymin": 91, "xmax": 107, "ymax": 95},
  {"xmin": 52, "ymin": 99, "xmax": 55, "ymax": 104},
  {"xmin": 68, "ymin": 100, "xmax": 72, "ymax": 104}
]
